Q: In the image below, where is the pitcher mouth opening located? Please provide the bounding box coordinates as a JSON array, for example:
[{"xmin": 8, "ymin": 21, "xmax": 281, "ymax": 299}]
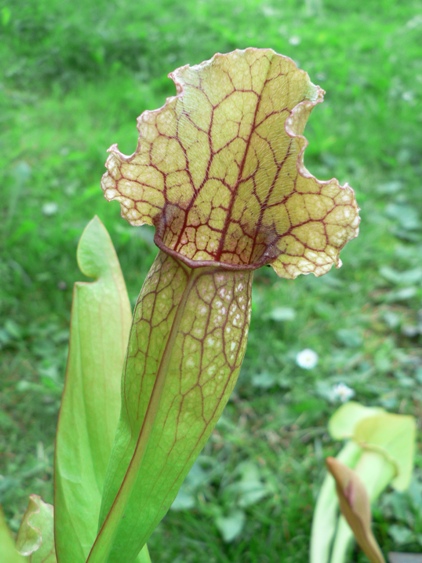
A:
[{"xmin": 153, "ymin": 204, "xmax": 281, "ymax": 272}]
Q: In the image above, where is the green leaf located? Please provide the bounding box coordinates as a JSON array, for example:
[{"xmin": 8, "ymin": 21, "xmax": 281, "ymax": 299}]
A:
[
  {"xmin": 388, "ymin": 524, "xmax": 415, "ymax": 545},
  {"xmin": 54, "ymin": 217, "xmax": 132, "ymax": 561},
  {"xmin": 379, "ymin": 266, "xmax": 422, "ymax": 286},
  {"xmin": 354, "ymin": 413, "xmax": 416, "ymax": 491},
  {"xmin": 328, "ymin": 401, "xmax": 384, "ymax": 440},
  {"xmin": 16, "ymin": 495, "xmax": 55, "ymax": 562},
  {"xmin": 170, "ymin": 489, "xmax": 196, "ymax": 511},
  {"xmin": 251, "ymin": 371, "xmax": 276, "ymax": 389},
  {"xmin": 266, "ymin": 307, "xmax": 296, "ymax": 322},
  {"xmin": 385, "ymin": 203, "xmax": 420, "ymax": 231},
  {"xmin": 315, "ymin": 403, "xmax": 416, "ymax": 562},
  {"xmin": 215, "ymin": 510, "xmax": 246, "ymax": 543},
  {"xmin": 310, "ymin": 441, "xmax": 361, "ymax": 563},
  {"xmin": 88, "ymin": 252, "xmax": 252, "ymax": 562},
  {"xmin": 0, "ymin": 506, "xmax": 26, "ymax": 563},
  {"xmin": 234, "ymin": 461, "xmax": 270, "ymax": 508}
]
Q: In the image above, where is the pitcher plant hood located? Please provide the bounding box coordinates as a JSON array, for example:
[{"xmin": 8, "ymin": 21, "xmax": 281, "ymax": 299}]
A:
[{"xmin": 102, "ymin": 48, "xmax": 359, "ymax": 278}]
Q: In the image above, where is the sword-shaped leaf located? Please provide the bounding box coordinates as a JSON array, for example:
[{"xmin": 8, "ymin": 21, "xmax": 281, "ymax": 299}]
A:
[{"xmin": 54, "ymin": 217, "xmax": 133, "ymax": 561}]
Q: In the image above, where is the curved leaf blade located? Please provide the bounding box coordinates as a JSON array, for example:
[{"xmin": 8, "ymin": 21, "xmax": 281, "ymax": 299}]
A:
[
  {"xmin": 354, "ymin": 413, "xmax": 416, "ymax": 491},
  {"xmin": 328, "ymin": 401, "xmax": 385, "ymax": 440},
  {"xmin": 54, "ymin": 217, "xmax": 132, "ymax": 561},
  {"xmin": 310, "ymin": 441, "xmax": 362, "ymax": 563},
  {"xmin": 16, "ymin": 495, "xmax": 55, "ymax": 562}
]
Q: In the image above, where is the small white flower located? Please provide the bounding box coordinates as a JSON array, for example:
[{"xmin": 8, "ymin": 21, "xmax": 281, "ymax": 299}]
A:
[
  {"xmin": 402, "ymin": 91, "xmax": 414, "ymax": 103},
  {"xmin": 330, "ymin": 382, "xmax": 355, "ymax": 403},
  {"xmin": 289, "ymin": 36, "xmax": 301, "ymax": 46},
  {"xmin": 42, "ymin": 202, "xmax": 58, "ymax": 216},
  {"xmin": 296, "ymin": 348, "xmax": 318, "ymax": 370}
]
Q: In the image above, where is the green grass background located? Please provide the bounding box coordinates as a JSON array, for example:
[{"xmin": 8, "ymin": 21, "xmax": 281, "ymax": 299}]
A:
[{"xmin": 1, "ymin": 0, "xmax": 421, "ymax": 560}]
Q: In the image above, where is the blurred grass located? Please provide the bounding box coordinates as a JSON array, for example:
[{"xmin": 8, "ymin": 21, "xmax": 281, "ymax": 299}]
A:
[{"xmin": 1, "ymin": 0, "xmax": 422, "ymax": 560}]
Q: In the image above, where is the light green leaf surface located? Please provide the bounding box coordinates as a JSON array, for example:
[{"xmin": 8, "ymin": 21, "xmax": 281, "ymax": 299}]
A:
[
  {"xmin": 312, "ymin": 403, "xmax": 415, "ymax": 563},
  {"xmin": 354, "ymin": 413, "xmax": 416, "ymax": 491},
  {"xmin": 0, "ymin": 506, "xmax": 26, "ymax": 562},
  {"xmin": 215, "ymin": 510, "xmax": 245, "ymax": 543},
  {"xmin": 328, "ymin": 401, "xmax": 384, "ymax": 440},
  {"xmin": 313, "ymin": 399, "xmax": 381, "ymax": 562},
  {"xmin": 54, "ymin": 217, "xmax": 132, "ymax": 561},
  {"xmin": 16, "ymin": 495, "xmax": 55, "ymax": 562},
  {"xmin": 310, "ymin": 441, "xmax": 361, "ymax": 563}
]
